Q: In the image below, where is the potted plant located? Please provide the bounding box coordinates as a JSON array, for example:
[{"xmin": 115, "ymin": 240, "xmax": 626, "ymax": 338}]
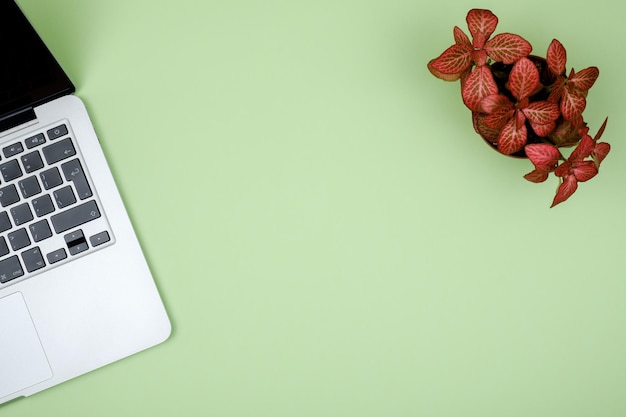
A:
[{"xmin": 427, "ymin": 8, "xmax": 610, "ymax": 207}]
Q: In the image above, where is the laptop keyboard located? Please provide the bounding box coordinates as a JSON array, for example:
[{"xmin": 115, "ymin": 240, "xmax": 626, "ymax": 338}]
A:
[{"xmin": 0, "ymin": 120, "xmax": 112, "ymax": 286}]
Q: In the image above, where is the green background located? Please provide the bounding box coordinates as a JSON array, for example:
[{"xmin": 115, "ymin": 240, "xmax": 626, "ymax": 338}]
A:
[{"xmin": 5, "ymin": 0, "xmax": 626, "ymax": 416}]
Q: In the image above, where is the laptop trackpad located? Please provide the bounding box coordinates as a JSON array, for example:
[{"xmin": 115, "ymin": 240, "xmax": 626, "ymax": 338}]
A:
[{"xmin": 0, "ymin": 292, "xmax": 53, "ymax": 399}]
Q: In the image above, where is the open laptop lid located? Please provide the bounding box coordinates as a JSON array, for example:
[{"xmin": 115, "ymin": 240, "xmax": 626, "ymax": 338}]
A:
[{"xmin": 0, "ymin": 0, "xmax": 75, "ymax": 132}]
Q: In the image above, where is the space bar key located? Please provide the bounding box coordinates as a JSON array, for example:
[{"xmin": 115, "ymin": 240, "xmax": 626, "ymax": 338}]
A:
[{"xmin": 51, "ymin": 200, "xmax": 101, "ymax": 233}]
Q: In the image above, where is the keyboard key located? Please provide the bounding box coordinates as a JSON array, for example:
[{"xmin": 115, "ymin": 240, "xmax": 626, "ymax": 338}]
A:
[
  {"xmin": 53, "ymin": 186, "xmax": 76, "ymax": 208},
  {"xmin": 29, "ymin": 220, "xmax": 53, "ymax": 242},
  {"xmin": 21, "ymin": 151, "xmax": 44, "ymax": 174},
  {"xmin": 32, "ymin": 194, "xmax": 55, "ymax": 217},
  {"xmin": 62, "ymin": 159, "xmax": 92, "ymax": 199},
  {"xmin": 8, "ymin": 228, "xmax": 30, "ymax": 251},
  {"xmin": 50, "ymin": 200, "xmax": 101, "ymax": 234},
  {"xmin": 0, "ymin": 237, "xmax": 9, "ymax": 257},
  {"xmin": 90, "ymin": 231, "xmax": 110, "ymax": 247},
  {"xmin": 65, "ymin": 230, "xmax": 88, "ymax": 255},
  {"xmin": 42, "ymin": 137, "xmax": 75, "ymax": 164},
  {"xmin": 3, "ymin": 142, "xmax": 24, "ymax": 158},
  {"xmin": 0, "ymin": 159, "xmax": 23, "ymax": 182},
  {"xmin": 0, "ymin": 184, "xmax": 20, "ymax": 207},
  {"xmin": 46, "ymin": 248, "xmax": 67, "ymax": 264},
  {"xmin": 25, "ymin": 133, "xmax": 46, "ymax": 149},
  {"xmin": 0, "ymin": 255, "xmax": 24, "ymax": 283},
  {"xmin": 40, "ymin": 167, "xmax": 63, "ymax": 190},
  {"xmin": 47, "ymin": 124, "xmax": 68, "ymax": 140},
  {"xmin": 0, "ymin": 211, "xmax": 11, "ymax": 233},
  {"xmin": 10, "ymin": 203, "xmax": 33, "ymax": 226},
  {"xmin": 18, "ymin": 176, "xmax": 42, "ymax": 199},
  {"xmin": 22, "ymin": 247, "xmax": 45, "ymax": 273}
]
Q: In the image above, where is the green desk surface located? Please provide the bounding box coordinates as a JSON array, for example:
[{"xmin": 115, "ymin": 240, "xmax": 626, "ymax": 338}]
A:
[{"xmin": 5, "ymin": 0, "xmax": 626, "ymax": 416}]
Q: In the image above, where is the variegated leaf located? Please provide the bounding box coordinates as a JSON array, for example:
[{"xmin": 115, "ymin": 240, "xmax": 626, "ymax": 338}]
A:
[
  {"xmin": 570, "ymin": 134, "xmax": 595, "ymax": 161},
  {"xmin": 466, "ymin": 9, "xmax": 498, "ymax": 48},
  {"xmin": 546, "ymin": 39, "xmax": 567, "ymax": 76},
  {"xmin": 473, "ymin": 112, "xmax": 501, "ymax": 143},
  {"xmin": 549, "ymin": 117, "xmax": 584, "ymax": 147},
  {"xmin": 555, "ymin": 160, "xmax": 571, "ymax": 177},
  {"xmin": 525, "ymin": 143, "xmax": 560, "ymax": 169},
  {"xmin": 524, "ymin": 169, "xmax": 550, "ymax": 183},
  {"xmin": 461, "ymin": 66, "xmax": 498, "ymax": 112},
  {"xmin": 530, "ymin": 121, "xmax": 556, "ymax": 137},
  {"xmin": 427, "ymin": 59, "xmax": 464, "ymax": 81},
  {"xmin": 453, "ymin": 26, "xmax": 471, "ymax": 46},
  {"xmin": 429, "ymin": 43, "xmax": 473, "ymax": 75},
  {"xmin": 592, "ymin": 142, "xmax": 611, "ymax": 165},
  {"xmin": 571, "ymin": 161, "xmax": 598, "ymax": 182},
  {"xmin": 523, "ymin": 101, "xmax": 560, "ymax": 126},
  {"xmin": 547, "ymin": 77, "xmax": 565, "ymax": 103},
  {"xmin": 497, "ymin": 118, "xmax": 528, "ymax": 155},
  {"xmin": 508, "ymin": 57, "xmax": 539, "ymax": 101},
  {"xmin": 569, "ymin": 67, "xmax": 599, "ymax": 91},
  {"xmin": 479, "ymin": 94, "xmax": 513, "ymax": 113},
  {"xmin": 483, "ymin": 105, "xmax": 515, "ymax": 130},
  {"xmin": 560, "ymin": 89, "xmax": 586, "ymax": 120},
  {"xmin": 551, "ymin": 175, "xmax": 578, "ymax": 207},
  {"xmin": 484, "ymin": 33, "xmax": 532, "ymax": 64}
]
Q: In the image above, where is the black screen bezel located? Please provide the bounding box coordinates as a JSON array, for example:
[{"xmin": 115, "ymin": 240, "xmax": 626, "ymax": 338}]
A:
[{"xmin": 0, "ymin": 0, "xmax": 75, "ymax": 124}]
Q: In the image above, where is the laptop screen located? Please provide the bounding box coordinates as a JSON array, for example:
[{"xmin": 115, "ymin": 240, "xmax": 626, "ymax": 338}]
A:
[{"xmin": 0, "ymin": 1, "xmax": 74, "ymax": 125}]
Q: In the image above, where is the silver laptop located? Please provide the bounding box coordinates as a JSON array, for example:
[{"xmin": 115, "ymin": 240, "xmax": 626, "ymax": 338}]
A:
[{"xmin": 0, "ymin": 0, "xmax": 171, "ymax": 404}]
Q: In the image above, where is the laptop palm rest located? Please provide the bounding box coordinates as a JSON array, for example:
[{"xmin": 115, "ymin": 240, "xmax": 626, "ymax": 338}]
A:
[{"xmin": 0, "ymin": 292, "xmax": 52, "ymax": 399}]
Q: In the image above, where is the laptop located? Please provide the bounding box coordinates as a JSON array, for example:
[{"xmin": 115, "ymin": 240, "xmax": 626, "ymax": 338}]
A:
[{"xmin": 0, "ymin": 0, "xmax": 171, "ymax": 404}]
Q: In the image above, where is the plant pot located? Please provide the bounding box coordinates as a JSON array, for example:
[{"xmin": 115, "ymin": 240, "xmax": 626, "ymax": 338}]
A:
[{"xmin": 474, "ymin": 55, "xmax": 558, "ymax": 159}]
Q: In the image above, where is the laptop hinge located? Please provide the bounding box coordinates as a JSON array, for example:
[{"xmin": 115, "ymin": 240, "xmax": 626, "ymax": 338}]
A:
[{"xmin": 0, "ymin": 107, "xmax": 37, "ymax": 135}]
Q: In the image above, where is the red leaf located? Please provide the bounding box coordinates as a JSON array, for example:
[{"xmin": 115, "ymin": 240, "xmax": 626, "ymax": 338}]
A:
[
  {"xmin": 592, "ymin": 142, "xmax": 611, "ymax": 164},
  {"xmin": 473, "ymin": 113, "xmax": 501, "ymax": 143},
  {"xmin": 466, "ymin": 9, "xmax": 498, "ymax": 48},
  {"xmin": 485, "ymin": 33, "xmax": 532, "ymax": 64},
  {"xmin": 570, "ymin": 135, "xmax": 595, "ymax": 161},
  {"xmin": 508, "ymin": 58, "xmax": 540, "ymax": 101},
  {"xmin": 462, "ymin": 66, "xmax": 498, "ymax": 112},
  {"xmin": 560, "ymin": 89, "xmax": 586, "ymax": 120},
  {"xmin": 555, "ymin": 161, "xmax": 571, "ymax": 177},
  {"xmin": 427, "ymin": 59, "xmax": 465, "ymax": 81},
  {"xmin": 551, "ymin": 175, "xmax": 578, "ymax": 207},
  {"xmin": 571, "ymin": 160, "xmax": 598, "ymax": 182},
  {"xmin": 569, "ymin": 67, "xmax": 599, "ymax": 91},
  {"xmin": 546, "ymin": 39, "xmax": 567, "ymax": 76},
  {"xmin": 515, "ymin": 109, "xmax": 526, "ymax": 130},
  {"xmin": 530, "ymin": 121, "xmax": 556, "ymax": 137},
  {"xmin": 479, "ymin": 94, "xmax": 513, "ymax": 113},
  {"xmin": 429, "ymin": 44, "xmax": 473, "ymax": 75},
  {"xmin": 523, "ymin": 101, "xmax": 560, "ymax": 126},
  {"xmin": 483, "ymin": 104, "xmax": 515, "ymax": 130},
  {"xmin": 497, "ymin": 118, "xmax": 527, "ymax": 155},
  {"xmin": 453, "ymin": 26, "xmax": 471, "ymax": 46},
  {"xmin": 593, "ymin": 117, "xmax": 608, "ymax": 141},
  {"xmin": 549, "ymin": 117, "xmax": 584, "ymax": 147},
  {"xmin": 525, "ymin": 143, "xmax": 560, "ymax": 169},
  {"xmin": 547, "ymin": 77, "xmax": 565, "ymax": 103},
  {"xmin": 524, "ymin": 169, "xmax": 550, "ymax": 183}
]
